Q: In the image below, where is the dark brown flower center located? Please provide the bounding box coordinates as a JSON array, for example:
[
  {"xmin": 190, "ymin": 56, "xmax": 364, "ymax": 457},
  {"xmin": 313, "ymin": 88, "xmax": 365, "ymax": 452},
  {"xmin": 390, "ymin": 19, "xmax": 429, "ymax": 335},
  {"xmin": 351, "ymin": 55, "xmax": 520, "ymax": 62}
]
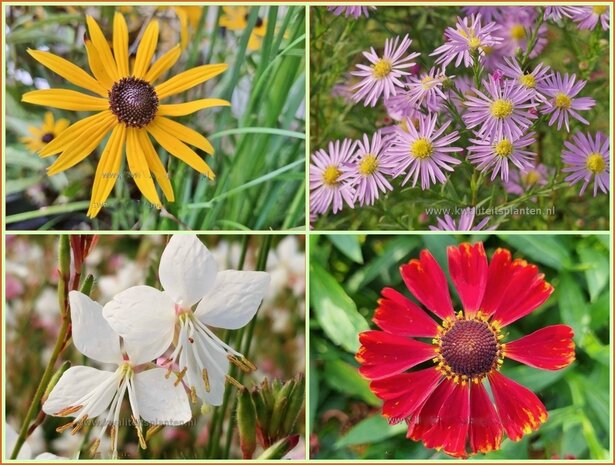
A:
[
  {"xmin": 41, "ymin": 132, "xmax": 55, "ymax": 143},
  {"xmin": 440, "ymin": 320, "xmax": 498, "ymax": 378},
  {"xmin": 244, "ymin": 13, "xmax": 263, "ymax": 28},
  {"xmin": 109, "ymin": 77, "xmax": 159, "ymax": 128}
]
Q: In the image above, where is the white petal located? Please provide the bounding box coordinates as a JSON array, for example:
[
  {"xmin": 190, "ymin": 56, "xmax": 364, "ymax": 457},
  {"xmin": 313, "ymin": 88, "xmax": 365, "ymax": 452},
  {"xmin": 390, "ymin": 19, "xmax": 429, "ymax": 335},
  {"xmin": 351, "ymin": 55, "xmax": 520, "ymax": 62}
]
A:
[
  {"xmin": 158, "ymin": 235, "xmax": 218, "ymax": 307},
  {"xmin": 69, "ymin": 291, "xmax": 123, "ymax": 365},
  {"xmin": 195, "ymin": 270, "xmax": 270, "ymax": 329},
  {"xmin": 133, "ymin": 368, "xmax": 192, "ymax": 424},
  {"xmin": 6, "ymin": 423, "xmax": 32, "ymax": 459},
  {"xmin": 103, "ymin": 286, "xmax": 176, "ymax": 365},
  {"xmin": 42, "ymin": 366, "xmax": 116, "ymax": 419},
  {"xmin": 194, "ymin": 336, "xmax": 229, "ymax": 406}
]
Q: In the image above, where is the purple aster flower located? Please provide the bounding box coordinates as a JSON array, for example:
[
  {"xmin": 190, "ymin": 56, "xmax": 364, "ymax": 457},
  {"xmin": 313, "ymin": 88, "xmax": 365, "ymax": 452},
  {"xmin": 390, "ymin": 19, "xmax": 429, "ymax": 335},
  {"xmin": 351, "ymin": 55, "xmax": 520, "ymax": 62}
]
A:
[
  {"xmin": 571, "ymin": 6, "xmax": 610, "ymax": 31},
  {"xmin": 495, "ymin": 8, "xmax": 548, "ymax": 59},
  {"xmin": 498, "ymin": 56, "xmax": 551, "ymax": 101},
  {"xmin": 464, "ymin": 77, "xmax": 538, "ymax": 141},
  {"xmin": 562, "ymin": 131, "xmax": 610, "ymax": 196},
  {"xmin": 429, "ymin": 207, "xmax": 492, "ymax": 231},
  {"xmin": 327, "ymin": 6, "xmax": 376, "ymax": 19},
  {"xmin": 431, "ymin": 14, "xmax": 502, "ymax": 68},
  {"xmin": 542, "ymin": 72, "xmax": 596, "ymax": 132},
  {"xmin": 544, "ymin": 6, "xmax": 583, "ymax": 21},
  {"xmin": 388, "ymin": 114, "xmax": 462, "ymax": 189},
  {"xmin": 341, "ymin": 132, "xmax": 396, "ymax": 206},
  {"xmin": 310, "ymin": 138, "xmax": 356, "ymax": 214},
  {"xmin": 388, "ymin": 67, "xmax": 450, "ymax": 113},
  {"xmin": 468, "ymin": 132, "xmax": 536, "ymax": 182},
  {"xmin": 505, "ymin": 162, "xmax": 551, "ymax": 195},
  {"xmin": 461, "ymin": 7, "xmax": 505, "ymax": 23},
  {"xmin": 351, "ymin": 35, "xmax": 420, "ymax": 107}
]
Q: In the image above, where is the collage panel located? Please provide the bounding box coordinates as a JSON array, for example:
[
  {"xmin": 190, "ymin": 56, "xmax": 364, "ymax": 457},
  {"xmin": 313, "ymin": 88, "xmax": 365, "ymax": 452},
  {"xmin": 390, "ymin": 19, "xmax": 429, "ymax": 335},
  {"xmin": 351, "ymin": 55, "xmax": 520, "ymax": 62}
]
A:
[
  {"xmin": 5, "ymin": 5, "xmax": 305, "ymax": 230},
  {"xmin": 309, "ymin": 234, "xmax": 610, "ymax": 459},
  {"xmin": 309, "ymin": 5, "xmax": 610, "ymax": 231},
  {"xmin": 5, "ymin": 234, "xmax": 305, "ymax": 459}
]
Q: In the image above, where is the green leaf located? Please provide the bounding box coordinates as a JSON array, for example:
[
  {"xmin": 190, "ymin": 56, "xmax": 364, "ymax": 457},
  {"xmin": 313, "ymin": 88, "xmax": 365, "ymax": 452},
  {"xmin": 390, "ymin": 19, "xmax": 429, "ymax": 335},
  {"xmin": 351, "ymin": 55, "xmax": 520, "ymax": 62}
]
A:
[
  {"xmin": 503, "ymin": 364, "xmax": 568, "ymax": 392},
  {"xmin": 309, "ymin": 358, "xmax": 319, "ymax": 434},
  {"xmin": 346, "ymin": 236, "xmax": 420, "ymax": 293},
  {"xmin": 322, "ymin": 359, "xmax": 379, "ymax": 406},
  {"xmin": 327, "ymin": 235, "xmax": 363, "ymax": 264},
  {"xmin": 498, "ymin": 235, "xmax": 572, "ymax": 270},
  {"xmin": 580, "ymin": 331, "xmax": 609, "ymax": 366},
  {"xmin": 558, "ymin": 272, "xmax": 589, "ymax": 342},
  {"xmin": 335, "ymin": 415, "xmax": 405, "ymax": 448},
  {"xmin": 310, "ymin": 262, "xmax": 369, "ymax": 353},
  {"xmin": 577, "ymin": 244, "xmax": 609, "ymax": 302}
]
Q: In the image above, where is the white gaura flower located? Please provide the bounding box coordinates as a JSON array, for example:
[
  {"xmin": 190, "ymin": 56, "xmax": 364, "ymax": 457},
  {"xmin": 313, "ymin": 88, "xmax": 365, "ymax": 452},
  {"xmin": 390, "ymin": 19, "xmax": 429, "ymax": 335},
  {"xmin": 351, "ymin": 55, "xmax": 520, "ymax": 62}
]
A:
[
  {"xmin": 43, "ymin": 292, "xmax": 191, "ymax": 459},
  {"xmin": 103, "ymin": 234, "xmax": 270, "ymax": 406}
]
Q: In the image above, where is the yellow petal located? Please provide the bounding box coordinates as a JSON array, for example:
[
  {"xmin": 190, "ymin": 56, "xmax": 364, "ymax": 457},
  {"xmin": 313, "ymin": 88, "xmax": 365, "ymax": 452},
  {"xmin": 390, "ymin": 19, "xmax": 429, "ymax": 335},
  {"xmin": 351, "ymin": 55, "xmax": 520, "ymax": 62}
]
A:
[
  {"xmin": 155, "ymin": 64, "xmax": 228, "ymax": 99},
  {"xmin": 54, "ymin": 118, "xmax": 71, "ymax": 134},
  {"xmin": 151, "ymin": 116, "xmax": 214, "ymax": 154},
  {"xmin": 47, "ymin": 113, "xmax": 116, "ymax": 175},
  {"xmin": 86, "ymin": 15, "xmax": 119, "ymax": 81},
  {"xmin": 144, "ymin": 45, "xmax": 181, "ymax": 83},
  {"xmin": 43, "ymin": 111, "xmax": 54, "ymax": 130},
  {"xmin": 135, "ymin": 129, "xmax": 175, "ymax": 201},
  {"xmin": 175, "ymin": 8, "xmax": 189, "ymax": 49},
  {"xmin": 158, "ymin": 98, "xmax": 230, "ymax": 116},
  {"xmin": 126, "ymin": 128, "xmax": 162, "ymax": 207},
  {"xmin": 133, "ymin": 20, "xmax": 159, "ymax": 78},
  {"xmin": 85, "ymin": 37, "xmax": 114, "ymax": 89},
  {"xmin": 22, "ymin": 89, "xmax": 109, "ymax": 111},
  {"xmin": 113, "ymin": 13, "xmax": 129, "ymax": 77},
  {"xmin": 88, "ymin": 124, "xmax": 126, "ymax": 218},
  {"xmin": 27, "ymin": 49, "xmax": 108, "ymax": 97},
  {"xmin": 147, "ymin": 123, "xmax": 215, "ymax": 179},
  {"xmin": 40, "ymin": 111, "xmax": 114, "ymax": 157}
]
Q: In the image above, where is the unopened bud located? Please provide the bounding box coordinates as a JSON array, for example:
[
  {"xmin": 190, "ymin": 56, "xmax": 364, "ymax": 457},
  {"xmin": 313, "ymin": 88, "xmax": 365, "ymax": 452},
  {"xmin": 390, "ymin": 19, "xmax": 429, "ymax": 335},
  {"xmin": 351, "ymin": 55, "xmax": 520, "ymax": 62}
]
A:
[
  {"xmin": 58, "ymin": 236, "xmax": 70, "ymax": 280},
  {"xmin": 281, "ymin": 374, "xmax": 305, "ymax": 435},
  {"xmin": 79, "ymin": 274, "xmax": 94, "ymax": 296},
  {"xmin": 237, "ymin": 388, "xmax": 257, "ymax": 459},
  {"xmin": 256, "ymin": 435, "xmax": 300, "ymax": 460},
  {"xmin": 268, "ymin": 379, "xmax": 293, "ymax": 440}
]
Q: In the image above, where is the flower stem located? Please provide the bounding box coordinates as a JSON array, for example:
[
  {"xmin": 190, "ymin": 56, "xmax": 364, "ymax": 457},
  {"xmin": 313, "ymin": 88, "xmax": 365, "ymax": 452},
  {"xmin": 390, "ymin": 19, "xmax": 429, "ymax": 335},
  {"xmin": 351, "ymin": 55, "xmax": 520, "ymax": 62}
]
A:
[
  {"xmin": 10, "ymin": 248, "xmax": 72, "ymax": 459},
  {"xmin": 520, "ymin": 8, "xmax": 545, "ymax": 68}
]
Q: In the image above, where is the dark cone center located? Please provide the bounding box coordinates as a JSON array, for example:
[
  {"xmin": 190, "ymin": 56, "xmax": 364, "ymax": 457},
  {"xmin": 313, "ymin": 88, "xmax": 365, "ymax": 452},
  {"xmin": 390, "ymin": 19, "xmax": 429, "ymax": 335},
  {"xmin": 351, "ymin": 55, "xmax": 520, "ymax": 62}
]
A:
[
  {"xmin": 109, "ymin": 77, "xmax": 159, "ymax": 128},
  {"xmin": 440, "ymin": 320, "xmax": 498, "ymax": 378},
  {"xmin": 41, "ymin": 132, "xmax": 55, "ymax": 143}
]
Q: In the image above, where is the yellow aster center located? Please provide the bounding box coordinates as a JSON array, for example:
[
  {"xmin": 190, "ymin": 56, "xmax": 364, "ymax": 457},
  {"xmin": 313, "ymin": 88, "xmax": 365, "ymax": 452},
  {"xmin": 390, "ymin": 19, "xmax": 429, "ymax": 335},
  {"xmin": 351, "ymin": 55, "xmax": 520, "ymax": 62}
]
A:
[
  {"xmin": 519, "ymin": 73, "xmax": 536, "ymax": 88},
  {"xmin": 490, "ymin": 99, "xmax": 514, "ymax": 118},
  {"xmin": 593, "ymin": 6, "xmax": 607, "ymax": 14},
  {"xmin": 586, "ymin": 153, "xmax": 606, "ymax": 173},
  {"xmin": 322, "ymin": 165, "xmax": 342, "ymax": 186},
  {"xmin": 554, "ymin": 92, "xmax": 572, "ymax": 109},
  {"xmin": 372, "ymin": 59, "xmax": 392, "ymax": 79},
  {"xmin": 421, "ymin": 75, "xmax": 435, "ymax": 90},
  {"xmin": 467, "ymin": 36, "xmax": 481, "ymax": 50},
  {"xmin": 411, "ymin": 138, "xmax": 434, "ymax": 159},
  {"xmin": 523, "ymin": 170, "xmax": 541, "ymax": 185},
  {"xmin": 482, "ymin": 45, "xmax": 493, "ymax": 56},
  {"xmin": 358, "ymin": 154, "xmax": 379, "ymax": 175},
  {"xmin": 511, "ymin": 24, "xmax": 526, "ymax": 40},
  {"xmin": 494, "ymin": 139, "xmax": 514, "ymax": 158}
]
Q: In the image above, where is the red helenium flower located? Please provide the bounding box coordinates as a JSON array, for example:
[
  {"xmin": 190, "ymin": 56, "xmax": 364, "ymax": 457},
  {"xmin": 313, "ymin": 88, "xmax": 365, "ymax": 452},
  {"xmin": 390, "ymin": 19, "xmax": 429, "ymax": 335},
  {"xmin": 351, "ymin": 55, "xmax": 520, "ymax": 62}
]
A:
[{"xmin": 356, "ymin": 242, "xmax": 575, "ymax": 458}]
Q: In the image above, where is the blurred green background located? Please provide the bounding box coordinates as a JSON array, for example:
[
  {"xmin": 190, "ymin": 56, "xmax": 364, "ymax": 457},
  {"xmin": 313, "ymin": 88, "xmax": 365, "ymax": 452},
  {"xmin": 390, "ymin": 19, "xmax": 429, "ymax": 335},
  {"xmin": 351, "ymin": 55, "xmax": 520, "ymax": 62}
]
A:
[{"xmin": 309, "ymin": 234, "xmax": 610, "ymax": 459}]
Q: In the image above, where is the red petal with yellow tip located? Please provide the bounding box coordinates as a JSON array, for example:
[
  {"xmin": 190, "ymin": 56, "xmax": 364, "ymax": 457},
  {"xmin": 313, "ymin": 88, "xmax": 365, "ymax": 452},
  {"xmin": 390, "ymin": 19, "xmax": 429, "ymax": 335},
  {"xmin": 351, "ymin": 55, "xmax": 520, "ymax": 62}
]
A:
[
  {"xmin": 447, "ymin": 242, "xmax": 488, "ymax": 316},
  {"xmin": 490, "ymin": 260, "xmax": 554, "ymax": 327},
  {"xmin": 370, "ymin": 368, "xmax": 443, "ymax": 423},
  {"xmin": 406, "ymin": 377, "xmax": 456, "ymax": 441},
  {"xmin": 469, "ymin": 381, "xmax": 503, "ymax": 454},
  {"xmin": 400, "ymin": 250, "xmax": 455, "ymax": 320},
  {"xmin": 373, "ymin": 288, "xmax": 439, "ymax": 338},
  {"xmin": 488, "ymin": 370, "xmax": 548, "ymax": 441},
  {"xmin": 505, "ymin": 324, "xmax": 575, "ymax": 370},
  {"xmin": 356, "ymin": 331, "xmax": 435, "ymax": 380},
  {"xmin": 421, "ymin": 381, "xmax": 470, "ymax": 458}
]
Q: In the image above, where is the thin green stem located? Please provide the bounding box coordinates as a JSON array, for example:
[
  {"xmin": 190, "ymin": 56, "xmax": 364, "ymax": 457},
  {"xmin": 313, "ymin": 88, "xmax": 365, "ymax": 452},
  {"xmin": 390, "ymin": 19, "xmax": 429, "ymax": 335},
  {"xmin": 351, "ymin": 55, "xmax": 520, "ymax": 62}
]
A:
[{"xmin": 520, "ymin": 8, "xmax": 545, "ymax": 68}]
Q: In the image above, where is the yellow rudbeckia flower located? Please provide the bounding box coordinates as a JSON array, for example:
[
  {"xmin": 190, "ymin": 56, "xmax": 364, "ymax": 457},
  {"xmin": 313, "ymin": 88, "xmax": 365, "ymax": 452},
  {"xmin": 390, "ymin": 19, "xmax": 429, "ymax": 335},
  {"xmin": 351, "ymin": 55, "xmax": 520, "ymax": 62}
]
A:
[
  {"xmin": 22, "ymin": 12, "xmax": 229, "ymax": 218},
  {"xmin": 172, "ymin": 6, "xmax": 203, "ymax": 49},
  {"xmin": 219, "ymin": 6, "xmax": 267, "ymax": 51},
  {"xmin": 20, "ymin": 111, "xmax": 70, "ymax": 152}
]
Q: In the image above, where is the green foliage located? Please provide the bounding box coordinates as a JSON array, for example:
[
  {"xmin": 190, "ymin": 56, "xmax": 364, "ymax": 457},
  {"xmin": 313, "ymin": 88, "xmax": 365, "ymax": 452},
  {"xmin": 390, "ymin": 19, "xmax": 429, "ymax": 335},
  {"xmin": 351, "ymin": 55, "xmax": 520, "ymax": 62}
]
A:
[{"xmin": 309, "ymin": 234, "xmax": 610, "ymax": 459}]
